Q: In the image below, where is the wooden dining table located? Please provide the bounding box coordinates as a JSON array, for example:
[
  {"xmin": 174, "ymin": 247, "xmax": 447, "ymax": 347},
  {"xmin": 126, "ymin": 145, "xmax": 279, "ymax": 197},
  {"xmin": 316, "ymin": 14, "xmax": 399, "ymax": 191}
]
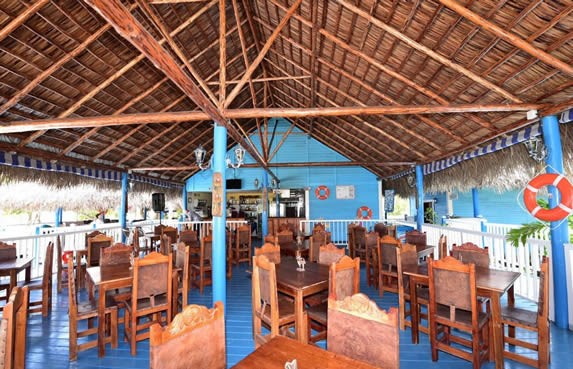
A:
[
  {"xmin": 279, "ymin": 240, "xmax": 309, "ymax": 259},
  {"xmin": 0, "ymin": 257, "xmax": 33, "ymax": 297},
  {"xmin": 275, "ymin": 258, "xmax": 329, "ymax": 343},
  {"xmin": 403, "ymin": 263, "xmax": 520, "ymax": 369},
  {"xmin": 231, "ymin": 336, "xmax": 381, "ymax": 369},
  {"xmin": 85, "ymin": 263, "xmax": 132, "ymax": 357}
]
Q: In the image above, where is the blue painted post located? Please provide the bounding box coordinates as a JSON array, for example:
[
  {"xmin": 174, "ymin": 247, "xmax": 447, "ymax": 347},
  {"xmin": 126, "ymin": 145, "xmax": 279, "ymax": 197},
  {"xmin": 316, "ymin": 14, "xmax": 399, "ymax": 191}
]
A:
[
  {"xmin": 415, "ymin": 165, "xmax": 424, "ymax": 231},
  {"xmin": 120, "ymin": 172, "xmax": 128, "ymax": 243},
  {"xmin": 212, "ymin": 123, "xmax": 227, "ymax": 308},
  {"xmin": 55, "ymin": 207, "xmax": 63, "ymax": 227},
  {"xmin": 472, "ymin": 188, "xmax": 487, "ymax": 233},
  {"xmin": 542, "ymin": 114, "xmax": 569, "ymax": 329},
  {"xmin": 262, "ymin": 172, "xmax": 269, "ymax": 236},
  {"xmin": 275, "ymin": 191, "xmax": 280, "ymax": 217},
  {"xmin": 181, "ymin": 184, "xmax": 188, "ymax": 231}
]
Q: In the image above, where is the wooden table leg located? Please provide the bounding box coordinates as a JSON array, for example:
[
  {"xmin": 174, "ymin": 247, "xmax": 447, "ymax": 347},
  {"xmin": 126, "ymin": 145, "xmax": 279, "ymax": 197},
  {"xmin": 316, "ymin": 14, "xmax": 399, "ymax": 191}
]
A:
[
  {"xmin": 24, "ymin": 265, "xmax": 31, "ymax": 283},
  {"xmin": 9, "ymin": 270, "xmax": 17, "ymax": 297},
  {"xmin": 409, "ymin": 276, "xmax": 419, "ymax": 344},
  {"xmin": 295, "ymin": 290, "xmax": 307, "ymax": 343},
  {"xmin": 97, "ymin": 282, "xmax": 107, "ymax": 358},
  {"xmin": 491, "ymin": 292, "xmax": 504, "ymax": 369},
  {"xmin": 507, "ymin": 285, "xmax": 515, "ymax": 339}
]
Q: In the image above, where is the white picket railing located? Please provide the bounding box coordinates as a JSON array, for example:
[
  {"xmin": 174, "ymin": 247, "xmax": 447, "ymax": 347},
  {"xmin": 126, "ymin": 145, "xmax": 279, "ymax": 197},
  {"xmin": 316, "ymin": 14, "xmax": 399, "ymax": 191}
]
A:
[
  {"xmin": 0, "ymin": 219, "xmax": 247, "ymax": 280},
  {"xmin": 298, "ymin": 219, "xmax": 382, "ymax": 246},
  {"xmin": 564, "ymin": 243, "xmax": 573, "ymax": 330}
]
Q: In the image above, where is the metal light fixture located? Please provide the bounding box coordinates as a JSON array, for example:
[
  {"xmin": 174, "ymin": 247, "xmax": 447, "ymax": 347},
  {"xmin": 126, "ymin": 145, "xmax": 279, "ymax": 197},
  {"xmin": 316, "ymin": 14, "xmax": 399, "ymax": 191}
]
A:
[
  {"xmin": 406, "ymin": 173, "xmax": 416, "ymax": 188},
  {"xmin": 194, "ymin": 144, "xmax": 245, "ymax": 170},
  {"xmin": 524, "ymin": 136, "xmax": 548, "ymax": 163},
  {"xmin": 254, "ymin": 178, "xmax": 260, "ymax": 188}
]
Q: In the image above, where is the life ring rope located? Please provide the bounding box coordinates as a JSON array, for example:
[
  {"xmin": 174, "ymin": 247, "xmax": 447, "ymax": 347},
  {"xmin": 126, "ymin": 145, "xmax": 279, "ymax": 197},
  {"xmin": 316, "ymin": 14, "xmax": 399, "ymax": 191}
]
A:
[{"xmin": 523, "ymin": 173, "xmax": 573, "ymax": 222}]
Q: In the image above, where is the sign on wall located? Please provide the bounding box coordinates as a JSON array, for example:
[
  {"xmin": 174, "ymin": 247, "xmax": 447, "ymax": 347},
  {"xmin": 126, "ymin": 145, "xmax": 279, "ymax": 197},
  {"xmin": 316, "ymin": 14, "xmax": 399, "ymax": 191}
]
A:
[
  {"xmin": 384, "ymin": 189, "xmax": 395, "ymax": 212},
  {"xmin": 335, "ymin": 185, "xmax": 355, "ymax": 199}
]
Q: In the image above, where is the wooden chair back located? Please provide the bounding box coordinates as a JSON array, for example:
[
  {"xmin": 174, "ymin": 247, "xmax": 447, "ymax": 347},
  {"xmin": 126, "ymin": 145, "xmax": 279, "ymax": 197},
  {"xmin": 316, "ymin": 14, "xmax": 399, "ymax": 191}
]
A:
[
  {"xmin": 451, "ymin": 242, "xmax": 489, "ymax": 268},
  {"xmin": 236, "ymin": 225, "xmax": 251, "ymax": 245},
  {"xmin": 179, "ymin": 229, "xmax": 198, "ymax": 247},
  {"xmin": 133, "ymin": 252, "xmax": 172, "ymax": 315},
  {"xmin": 438, "ymin": 234, "xmax": 448, "ymax": 259},
  {"xmin": 263, "ymin": 234, "xmax": 278, "ymax": 246},
  {"xmin": 374, "ymin": 223, "xmax": 388, "ymax": 237},
  {"xmin": 84, "ymin": 230, "xmax": 104, "ymax": 248},
  {"xmin": 396, "ymin": 243, "xmax": 419, "ymax": 330},
  {"xmin": 278, "ymin": 222, "xmax": 296, "ymax": 235},
  {"xmin": 329, "ymin": 256, "xmax": 360, "ymax": 300},
  {"xmin": 174, "ymin": 242, "xmax": 191, "ymax": 312},
  {"xmin": 347, "ymin": 223, "xmax": 357, "ymax": 256},
  {"xmin": 154, "ymin": 224, "xmax": 167, "ymax": 235},
  {"xmin": 353, "ymin": 226, "xmax": 366, "ymax": 248},
  {"xmin": 537, "ymin": 256, "xmax": 549, "ymax": 321},
  {"xmin": 312, "ymin": 223, "xmax": 326, "ymax": 233},
  {"xmin": 201, "ymin": 235, "xmax": 213, "ymax": 265},
  {"xmin": 277, "ymin": 230, "xmax": 293, "ymax": 245},
  {"xmin": 0, "ymin": 286, "xmax": 29, "ymax": 369},
  {"xmin": 309, "ymin": 231, "xmax": 328, "ymax": 262},
  {"xmin": 387, "ymin": 225, "xmax": 397, "ymax": 238},
  {"xmin": 429, "ymin": 256, "xmax": 477, "ymax": 316},
  {"xmin": 254, "ymin": 243, "xmax": 281, "ymax": 264},
  {"xmin": 365, "ymin": 231, "xmax": 379, "ymax": 287},
  {"xmin": 318, "ymin": 243, "xmax": 344, "ymax": 266},
  {"xmin": 150, "ymin": 302, "xmax": 226, "ymax": 369},
  {"xmin": 159, "ymin": 234, "xmax": 171, "ymax": 256},
  {"xmin": 252, "ymin": 255, "xmax": 279, "ymax": 344},
  {"xmin": 100, "ymin": 243, "xmax": 133, "ymax": 266},
  {"xmin": 161, "ymin": 226, "xmax": 178, "ymax": 245},
  {"xmin": 405, "ymin": 230, "xmax": 427, "ymax": 252},
  {"xmin": 0, "ymin": 241, "xmax": 16, "ymax": 261},
  {"xmin": 87, "ymin": 234, "xmax": 113, "ymax": 267},
  {"xmin": 328, "ymin": 294, "xmax": 399, "ymax": 369},
  {"xmin": 380, "ymin": 235, "xmax": 401, "ymax": 267}
]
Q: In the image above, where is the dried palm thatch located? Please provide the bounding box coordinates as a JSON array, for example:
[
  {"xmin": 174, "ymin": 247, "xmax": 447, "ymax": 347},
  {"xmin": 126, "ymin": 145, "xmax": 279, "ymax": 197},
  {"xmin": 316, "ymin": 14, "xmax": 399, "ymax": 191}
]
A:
[
  {"xmin": 0, "ymin": 166, "xmax": 182, "ymax": 212},
  {"xmin": 385, "ymin": 124, "xmax": 573, "ymax": 197}
]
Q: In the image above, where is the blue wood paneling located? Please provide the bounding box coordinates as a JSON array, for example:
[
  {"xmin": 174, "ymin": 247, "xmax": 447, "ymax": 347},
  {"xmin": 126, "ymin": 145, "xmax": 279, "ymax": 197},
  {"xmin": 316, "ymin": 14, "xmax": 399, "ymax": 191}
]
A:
[
  {"xmin": 186, "ymin": 119, "xmax": 380, "ymax": 220},
  {"xmin": 453, "ymin": 189, "xmax": 533, "ymax": 225}
]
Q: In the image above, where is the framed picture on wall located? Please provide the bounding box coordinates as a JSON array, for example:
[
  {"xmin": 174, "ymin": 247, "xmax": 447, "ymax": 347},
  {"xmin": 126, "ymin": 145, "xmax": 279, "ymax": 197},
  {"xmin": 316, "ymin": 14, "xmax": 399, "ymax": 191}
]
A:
[{"xmin": 335, "ymin": 185, "xmax": 355, "ymax": 199}]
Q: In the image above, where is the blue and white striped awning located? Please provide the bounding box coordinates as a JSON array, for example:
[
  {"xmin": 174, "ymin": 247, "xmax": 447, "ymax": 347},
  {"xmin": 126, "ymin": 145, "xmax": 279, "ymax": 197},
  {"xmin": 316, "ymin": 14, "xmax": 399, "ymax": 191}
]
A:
[
  {"xmin": 0, "ymin": 151, "xmax": 181, "ymax": 189},
  {"xmin": 560, "ymin": 108, "xmax": 572, "ymax": 124}
]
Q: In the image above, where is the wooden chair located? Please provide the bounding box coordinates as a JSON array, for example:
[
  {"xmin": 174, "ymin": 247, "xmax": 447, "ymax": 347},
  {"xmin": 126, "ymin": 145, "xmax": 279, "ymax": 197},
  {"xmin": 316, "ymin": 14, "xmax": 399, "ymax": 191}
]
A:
[
  {"xmin": 251, "ymin": 254, "xmax": 295, "ymax": 348},
  {"xmin": 87, "ymin": 233, "xmax": 113, "ymax": 267},
  {"xmin": 161, "ymin": 226, "xmax": 178, "ymax": 245},
  {"xmin": 173, "ymin": 242, "xmax": 190, "ymax": 314},
  {"xmin": 351, "ymin": 225, "xmax": 366, "ymax": 261},
  {"xmin": 387, "ymin": 225, "xmax": 397, "ymax": 238},
  {"xmin": 150, "ymin": 302, "xmax": 226, "ymax": 369},
  {"xmin": 19, "ymin": 242, "xmax": 53, "ymax": 316},
  {"xmin": 67, "ymin": 257, "xmax": 117, "ymax": 361},
  {"xmin": 0, "ymin": 286, "xmax": 29, "ymax": 369},
  {"xmin": 179, "ymin": 229, "xmax": 198, "ymax": 248},
  {"xmin": 233, "ymin": 225, "xmax": 252, "ymax": 265},
  {"xmin": 451, "ymin": 242, "xmax": 490, "ymax": 268},
  {"xmin": 405, "ymin": 230, "xmax": 427, "ymax": 253},
  {"xmin": 428, "ymin": 256, "xmax": 490, "ymax": 369},
  {"xmin": 56, "ymin": 235, "xmax": 69, "ymax": 293},
  {"xmin": 276, "ymin": 230, "xmax": 294, "ymax": 246},
  {"xmin": 191, "ymin": 235, "xmax": 212, "ymax": 294},
  {"xmin": 312, "ymin": 223, "xmax": 326, "ymax": 233},
  {"xmin": 263, "ymin": 234, "xmax": 278, "ymax": 246},
  {"xmin": 317, "ymin": 243, "xmax": 344, "ymax": 265},
  {"xmin": 0, "ymin": 242, "xmax": 16, "ymax": 305},
  {"xmin": 438, "ymin": 234, "xmax": 448, "ymax": 259},
  {"xmin": 378, "ymin": 235, "xmax": 401, "ymax": 296},
  {"xmin": 254, "ymin": 243, "xmax": 281, "ymax": 264},
  {"xmin": 307, "ymin": 256, "xmax": 360, "ymax": 343},
  {"xmin": 100, "ymin": 243, "xmax": 132, "ymax": 266},
  {"xmin": 397, "ymin": 243, "xmax": 429, "ymax": 332},
  {"xmin": 124, "ymin": 252, "xmax": 173, "ymax": 356},
  {"xmin": 308, "ymin": 231, "xmax": 327, "ymax": 262},
  {"xmin": 374, "ymin": 222, "xmax": 389, "ymax": 237},
  {"xmin": 84, "ymin": 230, "xmax": 104, "ymax": 249},
  {"xmin": 501, "ymin": 256, "xmax": 550, "ymax": 369},
  {"xmin": 278, "ymin": 222, "xmax": 296, "ymax": 236},
  {"xmin": 346, "ymin": 223, "xmax": 357, "ymax": 257},
  {"xmin": 159, "ymin": 234, "xmax": 172, "ymax": 256},
  {"xmin": 365, "ymin": 231, "xmax": 379, "ymax": 288},
  {"xmin": 327, "ymin": 293, "xmax": 399, "ymax": 369},
  {"xmin": 132, "ymin": 227, "xmax": 152, "ymax": 256}
]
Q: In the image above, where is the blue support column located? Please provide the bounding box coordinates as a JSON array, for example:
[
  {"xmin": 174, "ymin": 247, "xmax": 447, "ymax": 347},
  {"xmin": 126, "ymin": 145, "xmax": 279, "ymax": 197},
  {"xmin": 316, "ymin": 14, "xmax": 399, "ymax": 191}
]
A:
[
  {"xmin": 262, "ymin": 172, "xmax": 269, "ymax": 236},
  {"xmin": 55, "ymin": 207, "xmax": 63, "ymax": 227},
  {"xmin": 212, "ymin": 123, "xmax": 227, "ymax": 308},
  {"xmin": 120, "ymin": 172, "xmax": 128, "ymax": 243},
  {"xmin": 275, "ymin": 191, "xmax": 280, "ymax": 217},
  {"xmin": 472, "ymin": 188, "xmax": 487, "ymax": 233},
  {"xmin": 542, "ymin": 114, "xmax": 569, "ymax": 329},
  {"xmin": 415, "ymin": 165, "xmax": 424, "ymax": 231},
  {"xmin": 182, "ymin": 184, "xmax": 188, "ymax": 213}
]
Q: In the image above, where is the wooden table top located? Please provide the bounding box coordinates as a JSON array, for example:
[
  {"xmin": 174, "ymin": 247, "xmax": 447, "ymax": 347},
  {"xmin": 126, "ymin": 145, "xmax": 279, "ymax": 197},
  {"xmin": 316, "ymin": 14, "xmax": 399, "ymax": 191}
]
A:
[
  {"xmin": 231, "ymin": 336, "xmax": 380, "ymax": 369},
  {"xmin": 275, "ymin": 258, "xmax": 329, "ymax": 291},
  {"xmin": 402, "ymin": 263, "xmax": 521, "ymax": 294},
  {"xmin": 0, "ymin": 257, "xmax": 33, "ymax": 271},
  {"xmin": 86, "ymin": 264, "xmax": 132, "ymax": 286}
]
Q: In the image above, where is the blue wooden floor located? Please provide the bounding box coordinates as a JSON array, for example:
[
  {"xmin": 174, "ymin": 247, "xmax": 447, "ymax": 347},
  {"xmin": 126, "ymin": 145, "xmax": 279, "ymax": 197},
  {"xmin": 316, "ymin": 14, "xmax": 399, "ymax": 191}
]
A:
[{"xmin": 24, "ymin": 264, "xmax": 572, "ymax": 369}]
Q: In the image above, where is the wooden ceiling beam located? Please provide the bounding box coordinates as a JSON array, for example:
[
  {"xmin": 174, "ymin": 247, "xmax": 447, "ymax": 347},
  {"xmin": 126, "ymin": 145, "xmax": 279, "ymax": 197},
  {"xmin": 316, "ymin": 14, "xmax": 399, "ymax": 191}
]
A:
[
  {"xmin": 136, "ymin": 0, "xmax": 218, "ymax": 105},
  {"xmin": 149, "ymin": 1, "xmax": 210, "ymax": 3},
  {"xmin": 84, "ymin": 0, "xmax": 278, "ymax": 182},
  {"xmin": 0, "ymin": 102, "xmax": 543, "ymax": 134},
  {"xmin": 438, "ymin": 0, "xmax": 573, "ymax": 76},
  {"xmin": 218, "ymin": 0, "xmax": 226, "ymax": 108},
  {"xmin": 267, "ymin": 121, "xmax": 295, "ymax": 163},
  {"xmin": 335, "ymin": 0, "xmax": 522, "ymax": 102},
  {"xmin": 0, "ymin": 0, "xmax": 51, "ymax": 43},
  {"xmin": 223, "ymin": 0, "xmax": 303, "ymax": 109},
  {"xmin": 206, "ymin": 75, "xmax": 310, "ymax": 85}
]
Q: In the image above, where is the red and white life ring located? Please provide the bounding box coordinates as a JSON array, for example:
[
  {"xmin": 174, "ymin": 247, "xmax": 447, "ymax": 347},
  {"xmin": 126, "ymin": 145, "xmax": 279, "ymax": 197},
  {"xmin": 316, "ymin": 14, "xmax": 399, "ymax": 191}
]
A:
[
  {"xmin": 315, "ymin": 185, "xmax": 330, "ymax": 200},
  {"xmin": 357, "ymin": 206, "xmax": 373, "ymax": 220},
  {"xmin": 523, "ymin": 173, "xmax": 573, "ymax": 222},
  {"xmin": 62, "ymin": 251, "xmax": 73, "ymax": 264}
]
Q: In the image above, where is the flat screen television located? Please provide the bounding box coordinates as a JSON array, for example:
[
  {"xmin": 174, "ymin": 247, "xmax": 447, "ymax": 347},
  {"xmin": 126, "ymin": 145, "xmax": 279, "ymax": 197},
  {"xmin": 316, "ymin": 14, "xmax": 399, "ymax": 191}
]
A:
[{"xmin": 226, "ymin": 179, "xmax": 242, "ymax": 189}]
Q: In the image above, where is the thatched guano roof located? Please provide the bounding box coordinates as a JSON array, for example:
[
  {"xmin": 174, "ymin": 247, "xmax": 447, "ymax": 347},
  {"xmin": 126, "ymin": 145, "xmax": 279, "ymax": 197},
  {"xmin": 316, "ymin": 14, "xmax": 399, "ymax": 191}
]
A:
[{"xmin": 0, "ymin": 0, "xmax": 571, "ymax": 190}]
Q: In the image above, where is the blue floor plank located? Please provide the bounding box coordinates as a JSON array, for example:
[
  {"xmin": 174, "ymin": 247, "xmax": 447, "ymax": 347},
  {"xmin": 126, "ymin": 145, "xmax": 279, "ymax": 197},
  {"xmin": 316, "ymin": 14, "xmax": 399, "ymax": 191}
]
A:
[{"xmin": 23, "ymin": 263, "xmax": 572, "ymax": 368}]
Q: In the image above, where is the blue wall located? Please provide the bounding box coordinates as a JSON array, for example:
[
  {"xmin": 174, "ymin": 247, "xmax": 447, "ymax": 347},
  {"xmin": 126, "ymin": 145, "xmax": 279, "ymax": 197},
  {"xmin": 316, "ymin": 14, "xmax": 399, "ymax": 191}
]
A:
[
  {"xmin": 186, "ymin": 119, "xmax": 380, "ymax": 220},
  {"xmin": 452, "ymin": 188, "xmax": 533, "ymax": 225}
]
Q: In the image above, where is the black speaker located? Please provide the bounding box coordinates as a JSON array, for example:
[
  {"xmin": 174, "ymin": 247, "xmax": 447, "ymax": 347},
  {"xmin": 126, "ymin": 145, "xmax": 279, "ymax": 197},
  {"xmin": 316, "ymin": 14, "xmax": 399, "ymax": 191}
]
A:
[{"xmin": 152, "ymin": 193, "xmax": 165, "ymax": 212}]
